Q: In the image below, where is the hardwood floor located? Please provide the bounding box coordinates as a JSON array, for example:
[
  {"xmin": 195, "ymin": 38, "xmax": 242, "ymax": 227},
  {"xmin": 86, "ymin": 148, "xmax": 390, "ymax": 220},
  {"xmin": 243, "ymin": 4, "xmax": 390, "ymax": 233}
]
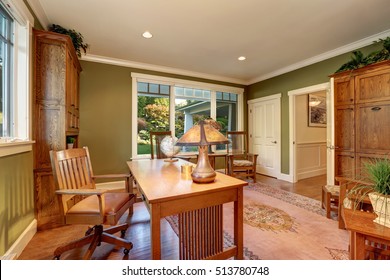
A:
[{"xmin": 17, "ymin": 173, "xmax": 326, "ymax": 260}]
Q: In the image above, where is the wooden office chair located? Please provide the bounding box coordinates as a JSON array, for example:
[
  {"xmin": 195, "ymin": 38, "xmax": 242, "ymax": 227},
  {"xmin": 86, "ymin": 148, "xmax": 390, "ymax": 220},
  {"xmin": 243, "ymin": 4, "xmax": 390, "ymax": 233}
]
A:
[
  {"xmin": 50, "ymin": 147, "xmax": 136, "ymax": 259},
  {"xmin": 227, "ymin": 131, "xmax": 258, "ymax": 182},
  {"xmin": 150, "ymin": 131, "xmax": 172, "ymax": 159}
]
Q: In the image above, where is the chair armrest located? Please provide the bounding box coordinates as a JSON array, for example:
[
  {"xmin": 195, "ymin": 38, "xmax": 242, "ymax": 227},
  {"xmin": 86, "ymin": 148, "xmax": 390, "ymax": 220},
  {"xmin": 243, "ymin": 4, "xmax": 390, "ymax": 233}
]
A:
[
  {"xmin": 55, "ymin": 189, "xmax": 108, "ymax": 196},
  {"xmin": 92, "ymin": 174, "xmax": 131, "ymax": 192},
  {"xmin": 92, "ymin": 174, "xmax": 130, "ymax": 180},
  {"xmin": 247, "ymin": 153, "xmax": 258, "ymax": 162}
]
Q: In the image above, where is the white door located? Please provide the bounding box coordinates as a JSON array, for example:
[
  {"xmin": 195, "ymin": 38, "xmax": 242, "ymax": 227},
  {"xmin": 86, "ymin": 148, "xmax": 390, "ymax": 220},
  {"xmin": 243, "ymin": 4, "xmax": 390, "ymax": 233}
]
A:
[{"xmin": 248, "ymin": 94, "xmax": 281, "ymax": 178}]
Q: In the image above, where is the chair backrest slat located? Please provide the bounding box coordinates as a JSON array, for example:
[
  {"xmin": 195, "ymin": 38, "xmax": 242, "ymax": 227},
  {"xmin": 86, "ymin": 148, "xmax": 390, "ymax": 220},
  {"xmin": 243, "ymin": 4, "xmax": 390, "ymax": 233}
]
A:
[{"xmin": 50, "ymin": 147, "xmax": 95, "ymax": 191}]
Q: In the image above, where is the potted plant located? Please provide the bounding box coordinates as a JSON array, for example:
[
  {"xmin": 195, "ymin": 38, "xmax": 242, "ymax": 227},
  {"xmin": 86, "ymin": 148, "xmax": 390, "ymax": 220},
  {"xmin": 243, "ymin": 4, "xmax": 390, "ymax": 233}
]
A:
[
  {"xmin": 347, "ymin": 158, "xmax": 390, "ymax": 227},
  {"xmin": 365, "ymin": 159, "xmax": 390, "ymax": 227},
  {"xmin": 49, "ymin": 24, "xmax": 89, "ymax": 58},
  {"xmin": 67, "ymin": 137, "xmax": 76, "ymax": 149}
]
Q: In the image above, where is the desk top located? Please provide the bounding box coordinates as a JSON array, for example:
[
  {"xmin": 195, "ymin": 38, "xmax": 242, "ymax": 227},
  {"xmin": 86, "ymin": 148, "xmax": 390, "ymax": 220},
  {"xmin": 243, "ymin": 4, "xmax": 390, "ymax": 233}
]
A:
[
  {"xmin": 127, "ymin": 159, "xmax": 247, "ymax": 204},
  {"xmin": 343, "ymin": 208, "xmax": 390, "ymax": 240}
]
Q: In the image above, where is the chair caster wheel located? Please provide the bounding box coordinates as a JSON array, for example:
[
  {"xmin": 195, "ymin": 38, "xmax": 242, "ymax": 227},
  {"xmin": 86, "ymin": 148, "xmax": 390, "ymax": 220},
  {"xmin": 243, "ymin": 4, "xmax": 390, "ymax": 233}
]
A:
[
  {"xmin": 123, "ymin": 249, "xmax": 129, "ymax": 255},
  {"xmin": 54, "ymin": 255, "xmax": 60, "ymax": 260},
  {"xmin": 120, "ymin": 230, "xmax": 126, "ymax": 238}
]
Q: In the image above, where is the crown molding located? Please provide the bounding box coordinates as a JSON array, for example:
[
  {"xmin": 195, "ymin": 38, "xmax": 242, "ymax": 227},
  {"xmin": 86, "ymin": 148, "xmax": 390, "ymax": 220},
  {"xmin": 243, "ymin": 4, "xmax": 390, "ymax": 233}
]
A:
[
  {"xmin": 248, "ymin": 29, "xmax": 390, "ymax": 85},
  {"xmin": 81, "ymin": 54, "xmax": 247, "ymax": 86},
  {"xmin": 26, "ymin": 0, "xmax": 49, "ymax": 29}
]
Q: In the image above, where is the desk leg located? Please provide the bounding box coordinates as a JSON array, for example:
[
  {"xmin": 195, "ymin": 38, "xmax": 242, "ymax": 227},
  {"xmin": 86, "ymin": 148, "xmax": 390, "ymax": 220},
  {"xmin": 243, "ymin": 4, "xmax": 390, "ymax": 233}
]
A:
[
  {"xmin": 354, "ymin": 232, "xmax": 365, "ymax": 260},
  {"xmin": 150, "ymin": 204, "xmax": 161, "ymax": 260},
  {"xmin": 234, "ymin": 187, "xmax": 244, "ymax": 260}
]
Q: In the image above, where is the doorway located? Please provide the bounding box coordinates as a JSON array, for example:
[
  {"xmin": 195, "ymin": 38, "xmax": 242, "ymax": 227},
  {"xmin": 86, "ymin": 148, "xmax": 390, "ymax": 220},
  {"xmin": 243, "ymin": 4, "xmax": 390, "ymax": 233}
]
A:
[
  {"xmin": 248, "ymin": 93, "xmax": 281, "ymax": 178},
  {"xmin": 288, "ymin": 83, "xmax": 331, "ymax": 183}
]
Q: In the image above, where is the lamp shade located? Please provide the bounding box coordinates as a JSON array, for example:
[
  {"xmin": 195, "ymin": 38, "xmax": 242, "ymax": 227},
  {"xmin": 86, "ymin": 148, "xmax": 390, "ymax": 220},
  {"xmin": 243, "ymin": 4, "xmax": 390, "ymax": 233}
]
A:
[{"xmin": 176, "ymin": 120, "xmax": 229, "ymax": 146}]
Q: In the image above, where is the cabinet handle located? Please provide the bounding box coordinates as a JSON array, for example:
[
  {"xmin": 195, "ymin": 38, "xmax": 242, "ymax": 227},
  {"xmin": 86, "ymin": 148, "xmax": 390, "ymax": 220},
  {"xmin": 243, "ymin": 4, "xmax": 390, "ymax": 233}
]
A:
[
  {"xmin": 371, "ymin": 107, "xmax": 381, "ymax": 111},
  {"xmin": 350, "ymin": 99, "xmax": 354, "ymax": 102}
]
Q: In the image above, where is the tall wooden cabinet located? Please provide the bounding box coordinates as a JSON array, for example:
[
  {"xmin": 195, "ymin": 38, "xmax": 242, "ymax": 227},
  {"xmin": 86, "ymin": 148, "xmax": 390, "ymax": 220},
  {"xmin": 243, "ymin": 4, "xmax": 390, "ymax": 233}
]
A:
[
  {"xmin": 332, "ymin": 60, "xmax": 390, "ymax": 180},
  {"xmin": 33, "ymin": 29, "xmax": 82, "ymax": 230}
]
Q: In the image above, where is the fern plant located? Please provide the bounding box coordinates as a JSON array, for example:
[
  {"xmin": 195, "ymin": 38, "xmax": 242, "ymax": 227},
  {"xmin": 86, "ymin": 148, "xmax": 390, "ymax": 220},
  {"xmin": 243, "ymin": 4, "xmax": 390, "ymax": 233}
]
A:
[
  {"xmin": 364, "ymin": 158, "xmax": 390, "ymax": 195},
  {"xmin": 49, "ymin": 24, "xmax": 89, "ymax": 57}
]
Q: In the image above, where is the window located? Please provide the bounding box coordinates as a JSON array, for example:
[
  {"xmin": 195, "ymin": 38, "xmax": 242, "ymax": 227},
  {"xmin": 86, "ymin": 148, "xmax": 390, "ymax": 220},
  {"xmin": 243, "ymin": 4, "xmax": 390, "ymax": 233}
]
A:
[
  {"xmin": 132, "ymin": 73, "xmax": 244, "ymax": 158},
  {"xmin": 0, "ymin": 1, "xmax": 33, "ymax": 157},
  {"xmin": 0, "ymin": 5, "xmax": 13, "ymax": 137}
]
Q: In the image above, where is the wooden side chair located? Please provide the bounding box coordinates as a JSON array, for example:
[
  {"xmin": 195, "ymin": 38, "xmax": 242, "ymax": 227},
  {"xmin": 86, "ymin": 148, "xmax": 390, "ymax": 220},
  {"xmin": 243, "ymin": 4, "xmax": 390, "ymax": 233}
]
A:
[
  {"xmin": 321, "ymin": 184, "xmax": 340, "ymax": 219},
  {"xmin": 50, "ymin": 147, "xmax": 136, "ymax": 259},
  {"xmin": 150, "ymin": 131, "xmax": 172, "ymax": 159},
  {"xmin": 226, "ymin": 131, "xmax": 258, "ymax": 182}
]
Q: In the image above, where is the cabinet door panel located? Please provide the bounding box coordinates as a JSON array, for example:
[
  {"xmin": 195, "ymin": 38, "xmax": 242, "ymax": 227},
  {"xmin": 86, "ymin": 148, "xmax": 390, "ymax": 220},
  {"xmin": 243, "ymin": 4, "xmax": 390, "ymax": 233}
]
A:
[
  {"xmin": 335, "ymin": 105, "xmax": 355, "ymax": 152},
  {"xmin": 356, "ymin": 102, "xmax": 390, "ymax": 153},
  {"xmin": 355, "ymin": 153, "xmax": 389, "ymax": 180},
  {"xmin": 356, "ymin": 69, "xmax": 390, "ymax": 103},
  {"xmin": 334, "ymin": 77, "xmax": 354, "ymax": 106},
  {"xmin": 35, "ymin": 104, "xmax": 66, "ymax": 168},
  {"xmin": 335, "ymin": 152, "xmax": 355, "ymax": 178},
  {"xmin": 34, "ymin": 170, "xmax": 61, "ymax": 231}
]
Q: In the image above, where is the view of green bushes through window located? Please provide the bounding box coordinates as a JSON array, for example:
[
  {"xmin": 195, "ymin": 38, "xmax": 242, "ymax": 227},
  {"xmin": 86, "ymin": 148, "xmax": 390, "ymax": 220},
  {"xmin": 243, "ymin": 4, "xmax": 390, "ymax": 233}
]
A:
[{"xmin": 137, "ymin": 82, "xmax": 237, "ymax": 156}]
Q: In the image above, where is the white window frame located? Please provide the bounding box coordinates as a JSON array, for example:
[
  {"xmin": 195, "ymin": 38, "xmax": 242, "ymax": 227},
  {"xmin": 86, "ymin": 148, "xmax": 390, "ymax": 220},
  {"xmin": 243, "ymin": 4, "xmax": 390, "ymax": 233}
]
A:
[
  {"xmin": 0, "ymin": 0, "xmax": 34, "ymax": 157},
  {"xmin": 131, "ymin": 73, "xmax": 244, "ymax": 159}
]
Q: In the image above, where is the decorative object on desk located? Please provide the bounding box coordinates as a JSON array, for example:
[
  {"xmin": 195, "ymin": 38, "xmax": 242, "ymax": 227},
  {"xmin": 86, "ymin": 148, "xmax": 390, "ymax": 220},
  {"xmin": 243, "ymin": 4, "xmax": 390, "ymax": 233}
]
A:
[
  {"xmin": 49, "ymin": 24, "xmax": 89, "ymax": 57},
  {"xmin": 176, "ymin": 119, "xmax": 229, "ymax": 183},
  {"xmin": 160, "ymin": 135, "xmax": 180, "ymax": 162},
  {"xmin": 181, "ymin": 163, "xmax": 193, "ymax": 174},
  {"xmin": 66, "ymin": 136, "xmax": 76, "ymax": 149}
]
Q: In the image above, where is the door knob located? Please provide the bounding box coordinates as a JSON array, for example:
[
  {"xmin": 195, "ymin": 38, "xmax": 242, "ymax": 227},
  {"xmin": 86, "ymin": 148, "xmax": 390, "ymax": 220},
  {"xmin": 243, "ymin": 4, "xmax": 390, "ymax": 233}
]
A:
[{"xmin": 271, "ymin": 141, "xmax": 277, "ymax": 144}]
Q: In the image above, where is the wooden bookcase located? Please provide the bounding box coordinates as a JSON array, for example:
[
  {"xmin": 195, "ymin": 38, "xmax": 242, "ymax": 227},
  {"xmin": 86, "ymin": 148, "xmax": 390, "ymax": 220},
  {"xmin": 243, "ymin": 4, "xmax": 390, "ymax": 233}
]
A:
[{"xmin": 33, "ymin": 29, "xmax": 82, "ymax": 230}]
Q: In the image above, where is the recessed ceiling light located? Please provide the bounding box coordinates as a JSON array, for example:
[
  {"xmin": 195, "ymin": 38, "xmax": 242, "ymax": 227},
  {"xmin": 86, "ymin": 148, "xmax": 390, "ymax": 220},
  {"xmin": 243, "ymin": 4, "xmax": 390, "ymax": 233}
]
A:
[
  {"xmin": 142, "ymin": 31, "xmax": 153, "ymax": 39},
  {"xmin": 238, "ymin": 56, "xmax": 246, "ymax": 61}
]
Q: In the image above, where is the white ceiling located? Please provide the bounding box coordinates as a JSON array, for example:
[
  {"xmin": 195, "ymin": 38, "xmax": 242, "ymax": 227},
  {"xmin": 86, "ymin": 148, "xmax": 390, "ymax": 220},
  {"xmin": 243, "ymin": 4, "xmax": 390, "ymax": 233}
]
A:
[{"xmin": 31, "ymin": 0, "xmax": 390, "ymax": 85}]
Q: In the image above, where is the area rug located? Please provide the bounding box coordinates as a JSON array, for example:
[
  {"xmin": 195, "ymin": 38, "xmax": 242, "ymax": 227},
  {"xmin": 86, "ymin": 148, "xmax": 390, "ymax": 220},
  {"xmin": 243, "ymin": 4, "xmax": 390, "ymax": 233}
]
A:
[{"xmin": 166, "ymin": 182, "xmax": 349, "ymax": 260}]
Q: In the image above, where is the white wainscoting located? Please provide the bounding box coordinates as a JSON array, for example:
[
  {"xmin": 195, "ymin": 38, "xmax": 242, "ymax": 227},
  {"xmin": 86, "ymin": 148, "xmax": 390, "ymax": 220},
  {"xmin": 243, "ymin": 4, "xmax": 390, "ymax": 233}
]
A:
[{"xmin": 296, "ymin": 142, "xmax": 327, "ymax": 180}]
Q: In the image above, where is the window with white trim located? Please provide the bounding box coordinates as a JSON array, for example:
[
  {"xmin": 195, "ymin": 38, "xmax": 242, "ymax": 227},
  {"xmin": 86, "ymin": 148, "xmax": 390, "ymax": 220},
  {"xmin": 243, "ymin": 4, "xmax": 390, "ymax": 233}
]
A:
[
  {"xmin": 132, "ymin": 73, "xmax": 244, "ymax": 158},
  {"xmin": 0, "ymin": 0, "xmax": 33, "ymax": 157}
]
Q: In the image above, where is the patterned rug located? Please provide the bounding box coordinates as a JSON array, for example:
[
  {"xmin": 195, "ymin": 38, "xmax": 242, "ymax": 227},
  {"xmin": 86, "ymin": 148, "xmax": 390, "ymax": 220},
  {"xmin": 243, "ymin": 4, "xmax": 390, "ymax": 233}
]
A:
[{"xmin": 165, "ymin": 181, "xmax": 349, "ymax": 260}]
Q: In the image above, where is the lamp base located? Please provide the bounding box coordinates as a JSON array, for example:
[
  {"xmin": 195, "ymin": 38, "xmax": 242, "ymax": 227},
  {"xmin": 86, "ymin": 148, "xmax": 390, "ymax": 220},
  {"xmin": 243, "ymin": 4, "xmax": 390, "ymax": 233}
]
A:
[{"xmin": 191, "ymin": 146, "xmax": 216, "ymax": 184}]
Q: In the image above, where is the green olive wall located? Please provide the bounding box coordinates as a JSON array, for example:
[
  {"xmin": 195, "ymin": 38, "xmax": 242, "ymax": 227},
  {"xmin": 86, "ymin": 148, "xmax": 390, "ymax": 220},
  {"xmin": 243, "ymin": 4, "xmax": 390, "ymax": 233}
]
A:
[
  {"xmin": 247, "ymin": 43, "xmax": 382, "ymax": 175},
  {"xmin": 0, "ymin": 152, "xmax": 34, "ymax": 255},
  {"xmin": 79, "ymin": 61, "xmax": 246, "ymax": 174}
]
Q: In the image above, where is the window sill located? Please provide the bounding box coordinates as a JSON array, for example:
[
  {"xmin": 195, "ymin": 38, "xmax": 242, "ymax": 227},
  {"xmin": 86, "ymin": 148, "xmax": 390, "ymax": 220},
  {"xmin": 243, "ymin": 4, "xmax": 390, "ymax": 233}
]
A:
[{"xmin": 0, "ymin": 140, "xmax": 35, "ymax": 158}]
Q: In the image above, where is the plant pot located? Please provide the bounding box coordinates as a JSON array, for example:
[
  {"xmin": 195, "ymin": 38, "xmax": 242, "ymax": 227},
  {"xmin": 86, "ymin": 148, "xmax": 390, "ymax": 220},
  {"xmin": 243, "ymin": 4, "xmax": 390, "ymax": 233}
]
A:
[
  {"xmin": 67, "ymin": 143, "xmax": 74, "ymax": 149},
  {"xmin": 368, "ymin": 192, "xmax": 390, "ymax": 228}
]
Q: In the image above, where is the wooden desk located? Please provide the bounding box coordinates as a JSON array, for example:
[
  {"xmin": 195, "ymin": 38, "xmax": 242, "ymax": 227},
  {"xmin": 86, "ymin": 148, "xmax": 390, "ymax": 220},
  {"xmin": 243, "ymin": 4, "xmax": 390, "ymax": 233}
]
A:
[
  {"xmin": 342, "ymin": 208, "xmax": 390, "ymax": 260},
  {"xmin": 127, "ymin": 158, "xmax": 247, "ymax": 260}
]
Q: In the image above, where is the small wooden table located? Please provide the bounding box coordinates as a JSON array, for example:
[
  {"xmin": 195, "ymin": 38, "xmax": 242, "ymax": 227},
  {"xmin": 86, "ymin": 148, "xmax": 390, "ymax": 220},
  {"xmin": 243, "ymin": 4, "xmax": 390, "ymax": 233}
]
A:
[
  {"xmin": 342, "ymin": 208, "xmax": 390, "ymax": 259},
  {"xmin": 127, "ymin": 158, "xmax": 247, "ymax": 260}
]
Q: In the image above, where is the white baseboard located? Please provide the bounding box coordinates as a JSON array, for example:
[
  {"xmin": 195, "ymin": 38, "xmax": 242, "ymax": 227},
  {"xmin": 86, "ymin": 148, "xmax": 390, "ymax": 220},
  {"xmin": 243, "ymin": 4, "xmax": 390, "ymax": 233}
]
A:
[
  {"xmin": 4, "ymin": 219, "xmax": 37, "ymax": 259},
  {"xmin": 277, "ymin": 172, "xmax": 294, "ymax": 183},
  {"xmin": 297, "ymin": 168, "xmax": 326, "ymax": 180}
]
